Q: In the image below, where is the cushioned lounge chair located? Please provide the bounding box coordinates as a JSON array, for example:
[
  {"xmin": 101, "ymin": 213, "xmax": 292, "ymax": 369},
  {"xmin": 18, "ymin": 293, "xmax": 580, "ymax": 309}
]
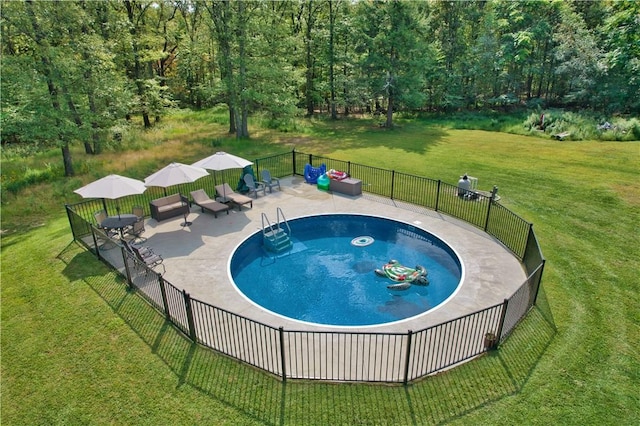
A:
[
  {"xmin": 215, "ymin": 183, "xmax": 253, "ymax": 210},
  {"xmin": 190, "ymin": 189, "xmax": 230, "ymax": 218}
]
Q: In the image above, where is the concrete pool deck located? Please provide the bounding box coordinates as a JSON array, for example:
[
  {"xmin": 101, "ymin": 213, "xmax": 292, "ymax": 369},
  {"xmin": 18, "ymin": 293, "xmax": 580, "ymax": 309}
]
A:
[{"xmin": 138, "ymin": 176, "xmax": 526, "ymax": 334}]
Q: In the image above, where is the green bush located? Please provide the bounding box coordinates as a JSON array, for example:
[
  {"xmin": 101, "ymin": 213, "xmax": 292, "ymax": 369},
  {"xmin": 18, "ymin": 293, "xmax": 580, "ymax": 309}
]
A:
[{"xmin": 520, "ymin": 110, "xmax": 640, "ymax": 141}]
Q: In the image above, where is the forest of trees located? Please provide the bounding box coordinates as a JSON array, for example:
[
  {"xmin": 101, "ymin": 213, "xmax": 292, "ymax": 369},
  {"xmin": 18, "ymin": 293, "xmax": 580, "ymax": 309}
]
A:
[{"xmin": 2, "ymin": 0, "xmax": 638, "ymax": 175}]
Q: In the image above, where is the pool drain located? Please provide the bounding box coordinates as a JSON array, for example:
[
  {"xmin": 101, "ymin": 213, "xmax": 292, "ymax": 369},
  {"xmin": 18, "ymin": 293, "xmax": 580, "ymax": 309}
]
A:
[{"xmin": 351, "ymin": 236, "xmax": 374, "ymax": 247}]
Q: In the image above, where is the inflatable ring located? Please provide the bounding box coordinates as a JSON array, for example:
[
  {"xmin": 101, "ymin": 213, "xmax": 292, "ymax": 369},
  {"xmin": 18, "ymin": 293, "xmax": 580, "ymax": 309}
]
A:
[{"xmin": 351, "ymin": 236, "xmax": 374, "ymax": 247}]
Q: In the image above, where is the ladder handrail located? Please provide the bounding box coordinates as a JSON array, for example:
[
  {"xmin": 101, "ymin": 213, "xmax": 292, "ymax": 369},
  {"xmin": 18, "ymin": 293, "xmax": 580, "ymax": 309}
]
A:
[
  {"xmin": 261, "ymin": 212, "xmax": 274, "ymax": 237},
  {"xmin": 262, "ymin": 208, "xmax": 291, "ymax": 239},
  {"xmin": 276, "ymin": 207, "xmax": 291, "ymax": 236}
]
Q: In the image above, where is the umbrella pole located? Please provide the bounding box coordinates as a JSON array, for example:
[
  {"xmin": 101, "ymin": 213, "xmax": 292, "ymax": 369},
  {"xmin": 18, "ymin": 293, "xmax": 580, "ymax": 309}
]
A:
[
  {"xmin": 181, "ymin": 211, "xmax": 191, "ymax": 227},
  {"xmin": 181, "ymin": 196, "xmax": 191, "ymax": 227}
]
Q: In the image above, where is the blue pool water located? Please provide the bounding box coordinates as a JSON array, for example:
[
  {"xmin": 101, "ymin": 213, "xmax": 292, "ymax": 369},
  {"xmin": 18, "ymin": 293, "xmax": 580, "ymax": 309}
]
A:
[{"xmin": 230, "ymin": 214, "xmax": 462, "ymax": 327}]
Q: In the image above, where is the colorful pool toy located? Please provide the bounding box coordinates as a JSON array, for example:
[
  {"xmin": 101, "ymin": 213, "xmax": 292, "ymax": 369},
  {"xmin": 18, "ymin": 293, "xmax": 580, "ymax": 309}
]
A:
[
  {"xmin": 304, "ymin": 163, "xmax": 327, "ymax": 184},
  {"xmin": 375, "ymin": 259, "xmax": 429, "ymax": 290},
  {"xmin": 328, "ymin": 169, "xmax": 349, "ymax": 180},
  {"xmin": 317, "ymin": 173, "xmax": 330, "ymax": 190}
]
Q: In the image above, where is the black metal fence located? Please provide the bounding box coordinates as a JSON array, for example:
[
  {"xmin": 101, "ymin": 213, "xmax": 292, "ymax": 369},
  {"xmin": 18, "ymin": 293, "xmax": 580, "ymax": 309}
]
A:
[{"xmin": 66, "ymin": 150, "xmax": 545, "ymax": 384}]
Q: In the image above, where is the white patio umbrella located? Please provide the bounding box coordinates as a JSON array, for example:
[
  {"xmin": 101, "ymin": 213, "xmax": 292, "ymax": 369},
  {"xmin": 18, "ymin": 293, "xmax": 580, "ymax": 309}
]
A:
[
  {"xmin": 74, "ymin": 174, "xmax": 147, "ymax": 218},
  {"xmin": 192, "ymin": 151, "xmax": 253, "ymax": 199},
  {"xmin": 144, "ymin": 162, "xmax": 209, "ymax": 227},
  {"xmin": 192, "ymin": 151, "xmax": 253, "ymax": 171},
  {"xmin": 144, "ymin": 162, "xmax": 209, "ymax": 189}
]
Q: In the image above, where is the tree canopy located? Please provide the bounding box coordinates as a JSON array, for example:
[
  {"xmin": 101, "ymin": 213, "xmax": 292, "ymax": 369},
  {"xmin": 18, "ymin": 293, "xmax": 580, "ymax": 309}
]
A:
[{"xmin": 2, "ymin": 0, "xmax": 638, "ymax": 173}]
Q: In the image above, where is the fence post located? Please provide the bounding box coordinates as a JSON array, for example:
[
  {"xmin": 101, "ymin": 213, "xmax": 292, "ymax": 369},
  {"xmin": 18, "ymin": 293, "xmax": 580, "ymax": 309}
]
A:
[
  {"xmin": 121, "ymin": 246, "xmax": 133, "ymax": 288},
  {"xmin": 403, "ymin": 330, "xmax": 413, "ymax": 385},
  {"xmin": 159, "ymin": 276, "xmax": 170, "ymax": 319},
  {"xmin": 391, "ymin": 170, "xmax": 396, "ymax": 199},
  {"xmin": 279, "ymin": 327, "xmax": 287, "ymax": 383},
  {"xmin": 347, "ymin": 161, "xmax": 351, "ymax": 176},
  {"xmin": 495, "ymin": 298, "xmax": 509, "ymax": 348},
  {"xmin": 182, "ymin": 290, "xmax": 197, "ymax": 342},
  {"xmin": 65, "ymin": 205, "xmax": 78, "ymax": 242},
  {"xmin": 532, "ymin": 259, "xmax": 545, "ymax": 305},
  {"xmin": 435, "ymin": 180, "xmax": 441, "ymax": 211},
  {"xmin": 91, "ymin": 227, "xmax": 102, "ymax": 260},
  {"xmin": 484, "ymin": 196, "xmax": 494, "ymax": 232},
  {"xmin": 292, "ymin": 150, "xmax": 297, "ymax": 176}
]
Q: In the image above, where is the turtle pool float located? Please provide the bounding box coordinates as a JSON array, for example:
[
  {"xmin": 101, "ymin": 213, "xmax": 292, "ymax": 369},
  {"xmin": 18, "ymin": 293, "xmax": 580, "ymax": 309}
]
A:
[{"xmin": 374, "ymin": 259, "xmax": 429, "ymax": 290}]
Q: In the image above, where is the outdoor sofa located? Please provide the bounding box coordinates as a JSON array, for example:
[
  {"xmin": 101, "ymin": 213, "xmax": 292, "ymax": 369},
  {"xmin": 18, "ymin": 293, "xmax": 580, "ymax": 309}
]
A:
[{"xmin": 149, "ymin": 193, "xmax": 189, "ymax": 222}]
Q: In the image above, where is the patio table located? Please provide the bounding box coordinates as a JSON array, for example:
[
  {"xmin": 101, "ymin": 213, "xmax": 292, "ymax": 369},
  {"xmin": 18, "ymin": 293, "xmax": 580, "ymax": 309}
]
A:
[{"xmin": 101, "ymin": 214, "xmax": 138, "ymax": 238}]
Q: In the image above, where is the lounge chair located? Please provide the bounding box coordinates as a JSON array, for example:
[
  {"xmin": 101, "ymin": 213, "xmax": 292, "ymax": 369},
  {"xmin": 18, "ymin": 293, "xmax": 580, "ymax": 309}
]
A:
[
  {"xmin": 261, "ymin": 169, "xmax": 281, "ymax": 193},
  {"xmin": 215, "ymin": 183, "xmax": 253, "ymax": 210},
  {"xmin": 243, "ymin": 174, "xmax": 266, "ymax": 198},
  {"xmin": 190, "ymin": 189, "xmax": 230, "ymax": 218},
  {"xmin": 123, "ymin": 240, "xmax": 165, "ymax": 275}
]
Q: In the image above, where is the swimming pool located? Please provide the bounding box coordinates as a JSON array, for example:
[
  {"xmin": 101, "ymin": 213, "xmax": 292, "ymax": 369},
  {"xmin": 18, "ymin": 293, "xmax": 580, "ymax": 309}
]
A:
[{"xmin": 230, "ymin": 214, "xmax": 463, "ymax": 327}]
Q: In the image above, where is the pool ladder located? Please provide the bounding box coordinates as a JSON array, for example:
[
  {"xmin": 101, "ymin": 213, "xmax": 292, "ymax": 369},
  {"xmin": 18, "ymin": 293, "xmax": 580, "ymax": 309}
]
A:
[{"xmin": 261, "ymin": 208, "xmax": 292, "ymax": 254}]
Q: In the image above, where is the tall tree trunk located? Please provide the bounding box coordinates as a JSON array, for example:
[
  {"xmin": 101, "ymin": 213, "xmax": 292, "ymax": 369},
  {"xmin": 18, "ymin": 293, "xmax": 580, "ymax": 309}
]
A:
[
  {"xmin": 236, "ymin": 0, "xmax": 249, "ymax": 138},
  {"xmin": 386, "ymin": 95, "xmax": 394, "ymax": 128},
  {"xmin": 385, "ymin": 70, "xmax": 394, "ymax": 128},
  {"xmin": 536, "ymin": 39, "xmax": 550, "ymax": 99},
  {"xmin": 87, "ymin": 92, "xmax": 101, "ymax": 154},
  {"xmin": 61, "ymin": 145, "xmax": 74, "ymax": 177},
  {"xmin": 124, "ymin": 0, "xmax": 152, "ymax": 128},
  {"xmin": 228, "ymin": 108, "xmax": 236, "ymax": 134},
  {"xmin": 26, "ymin": 0, "xmax": 74, "ymax": 176},
  {"xmin": 329, "ymin": 0, "xmax": 337, "ymax": 120},
  {"xmin": 207, "ymin": 0, "xmax": 236, "ymax": 134},
  {"xmin": 304, "ymin": 0, "xmax": 315, "ymax": 117}
]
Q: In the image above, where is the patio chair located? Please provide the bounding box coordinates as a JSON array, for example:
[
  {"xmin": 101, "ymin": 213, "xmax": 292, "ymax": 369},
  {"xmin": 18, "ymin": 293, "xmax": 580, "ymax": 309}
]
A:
[
  {"xmin": 261, "ymin": 169, "xmax": 281, "ymax": 193},
  {"xmin": 123, "ymin": 217, "xmax": 146, "ymax": 243},
  {"xmin": 190, "ymin": 189, "xmax": 230, "ymax": 218},
  {"xmin": 132, "ymin": 205, "xmax": 144, "ymax": 220},
  {"xmin": 243, "ymin": 174, "xmax": 266, "ymax": 198},
  {"xmin": 93, "ymin": 209, "xmax": 118, "ymax": 240},
  {"xmin": 215, "ymin": 183, "xmax": 253, "ymax": 210},
  {"xmin": 121, "ymin": 205, "xmax": 146, "ymax": 242}
]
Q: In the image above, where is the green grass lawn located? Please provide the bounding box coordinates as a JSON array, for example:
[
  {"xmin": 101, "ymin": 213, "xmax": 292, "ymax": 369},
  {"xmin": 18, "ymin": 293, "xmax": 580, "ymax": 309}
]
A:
[{"xmin": 2, "ymin": 111, "xmax": 639, "ymax": 424}]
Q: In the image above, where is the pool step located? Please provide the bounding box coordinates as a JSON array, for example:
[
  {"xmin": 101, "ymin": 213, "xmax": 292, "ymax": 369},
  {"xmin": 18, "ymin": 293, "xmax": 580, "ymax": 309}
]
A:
[
  {"xmin": 264, "ymin": 229, "xmax": 292, "ymax": 253},
  {"xmin": 262, "ymin": 208, "xmax": 292, "ymax": 254}
]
